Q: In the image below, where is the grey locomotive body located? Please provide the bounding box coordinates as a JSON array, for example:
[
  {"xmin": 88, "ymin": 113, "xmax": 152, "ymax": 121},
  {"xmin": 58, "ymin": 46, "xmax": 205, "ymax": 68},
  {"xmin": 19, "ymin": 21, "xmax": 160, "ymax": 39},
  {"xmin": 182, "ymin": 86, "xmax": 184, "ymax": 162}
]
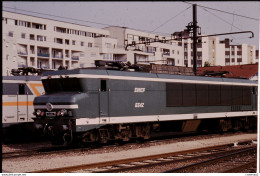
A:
[{"xmin": 33, "ymin": 69, "xmax": 258, "ymax": 144}]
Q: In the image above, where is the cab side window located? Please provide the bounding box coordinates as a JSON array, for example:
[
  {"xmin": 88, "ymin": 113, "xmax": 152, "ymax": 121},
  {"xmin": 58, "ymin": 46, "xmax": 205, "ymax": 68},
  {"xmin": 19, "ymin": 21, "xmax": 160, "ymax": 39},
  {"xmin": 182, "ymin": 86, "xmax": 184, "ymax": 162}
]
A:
[{"xmin": 19, "ymin": 84, "xmax": 25, "ymax": 95}]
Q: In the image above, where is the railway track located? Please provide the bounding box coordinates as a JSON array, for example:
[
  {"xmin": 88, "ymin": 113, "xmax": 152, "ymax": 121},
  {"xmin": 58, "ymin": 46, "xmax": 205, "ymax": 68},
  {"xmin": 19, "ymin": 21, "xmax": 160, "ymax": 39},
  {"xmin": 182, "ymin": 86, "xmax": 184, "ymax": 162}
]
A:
[
  {"xmin": 30, "ymin": 141, "xmax": 256, "ymax": 173},
  {"xmin": 2, "ymin": 131, "xmax": 224, "ymax": 159},
  {"xmin": 2, "ymin": 145, "xmax": 79, "ymax": 159},
  {"xmin": 164, "ymin": 146, "xmax": 256, "ymax": 173}
]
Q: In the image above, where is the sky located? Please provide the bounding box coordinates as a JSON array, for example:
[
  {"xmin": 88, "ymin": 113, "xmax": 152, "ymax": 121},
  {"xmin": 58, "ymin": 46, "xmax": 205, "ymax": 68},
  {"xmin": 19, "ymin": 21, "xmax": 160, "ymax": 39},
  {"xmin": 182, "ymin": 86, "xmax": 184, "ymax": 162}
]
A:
[{"xmin": 2, "ymin": 1, "xmax": 260, "ymax": 49}]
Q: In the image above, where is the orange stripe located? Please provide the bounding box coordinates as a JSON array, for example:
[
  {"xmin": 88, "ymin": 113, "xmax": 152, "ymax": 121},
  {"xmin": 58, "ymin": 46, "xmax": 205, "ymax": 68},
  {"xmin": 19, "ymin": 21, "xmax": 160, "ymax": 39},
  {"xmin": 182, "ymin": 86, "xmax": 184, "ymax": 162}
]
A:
[
  {"xmin": 28, "ymin": 83, "xmax": 43, "ymax": 96},
  {"xmin": 2, "ymin": 101, "xmax": 34, "ymax": 106}
]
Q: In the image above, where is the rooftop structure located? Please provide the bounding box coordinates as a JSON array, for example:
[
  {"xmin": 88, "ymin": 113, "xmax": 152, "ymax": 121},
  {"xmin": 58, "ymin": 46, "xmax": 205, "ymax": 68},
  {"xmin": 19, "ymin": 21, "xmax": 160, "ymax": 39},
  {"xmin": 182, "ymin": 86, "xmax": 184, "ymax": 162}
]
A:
[{"xmin": 197, "ymin": 64, "xmax": 258, "ymax": 80}]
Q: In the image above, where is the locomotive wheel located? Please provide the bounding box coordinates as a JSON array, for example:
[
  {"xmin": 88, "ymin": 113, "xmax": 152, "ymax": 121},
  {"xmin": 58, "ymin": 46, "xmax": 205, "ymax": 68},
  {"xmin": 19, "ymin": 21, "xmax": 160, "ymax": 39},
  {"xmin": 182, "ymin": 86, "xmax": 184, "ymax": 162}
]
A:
[{"xmin": 98, "ymin": 129, "xmax": 110, "ymax": 143}]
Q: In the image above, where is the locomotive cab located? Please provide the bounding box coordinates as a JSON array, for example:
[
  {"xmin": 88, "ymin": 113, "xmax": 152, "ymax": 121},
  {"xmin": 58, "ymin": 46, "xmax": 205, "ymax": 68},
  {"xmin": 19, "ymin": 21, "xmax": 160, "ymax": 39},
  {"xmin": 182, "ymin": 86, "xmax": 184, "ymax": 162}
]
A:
[{"xmin": 33, "ymin": 75, "xmax": 106, "ymax": 144}]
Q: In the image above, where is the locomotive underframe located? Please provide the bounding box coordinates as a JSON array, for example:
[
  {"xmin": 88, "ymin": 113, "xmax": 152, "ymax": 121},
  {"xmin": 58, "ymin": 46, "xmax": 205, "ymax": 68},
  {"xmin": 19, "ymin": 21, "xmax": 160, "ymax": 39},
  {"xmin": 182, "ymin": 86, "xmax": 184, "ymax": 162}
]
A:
[{"xmin": 34, "ymin": 115, "xmax": 257, "ymax": 145}]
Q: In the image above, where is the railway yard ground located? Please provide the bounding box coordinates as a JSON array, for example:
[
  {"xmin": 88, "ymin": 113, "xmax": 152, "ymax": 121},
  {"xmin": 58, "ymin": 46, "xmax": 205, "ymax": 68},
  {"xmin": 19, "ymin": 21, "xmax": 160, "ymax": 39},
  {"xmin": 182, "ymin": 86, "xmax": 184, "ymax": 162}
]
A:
[{"xmin": 2, "ymin": 132, "xmax": 257, "ymax": 173}]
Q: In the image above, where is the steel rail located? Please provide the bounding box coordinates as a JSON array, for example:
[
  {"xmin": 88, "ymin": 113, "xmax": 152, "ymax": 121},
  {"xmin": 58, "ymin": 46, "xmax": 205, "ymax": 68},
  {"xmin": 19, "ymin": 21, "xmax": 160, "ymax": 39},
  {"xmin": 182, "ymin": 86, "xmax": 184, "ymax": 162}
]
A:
[
  {"xmin": 163, "ymin": 146, "xmax": 256, "ymax": 173},
  {"xmin": 222, "ymin": 160, "xmax": 256, "ymax": 173},
  {"xmin": 2, "ymin": 145, "xmax": 81, "ymax": 159},
  {"xmin": 30, "ymin": 141, "xmax": 254, "ymax": 173}
]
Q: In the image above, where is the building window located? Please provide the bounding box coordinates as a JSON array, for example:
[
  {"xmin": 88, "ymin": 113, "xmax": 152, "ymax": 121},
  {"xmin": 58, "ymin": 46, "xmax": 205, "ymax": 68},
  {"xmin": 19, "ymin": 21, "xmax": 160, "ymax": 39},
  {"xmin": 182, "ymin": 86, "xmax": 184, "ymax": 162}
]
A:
[
  {"xmin": 37, "ymin": 60, "xmax": 42, "ymax": 68},
  {"xmin": 21, "ymin": 33, "xmax": 26, "ymax": 39},
  {"xmin": 37, "ymin": 35, "xmax": 45, "ymax": 41},
  {"xmin": 52, "ymin": 61, "xmax": 56, "ymax": 69},
  {"xmin": 105, "ymin": 43, "xmax": 111, "ymax": 48},
  {"xmin": 8, "ymin": 31, "xmax": 13, "ymax": 37},
  {"xmin": 30, "ymin": 34, "xmax": 35, "ymax": 40},
  {"xmin": 88, "ymin": 43, "xmax": 93, "ymax": 48},
  {"xmin": 81, "ymin": 42, "xmax": 84, "ymax": 46},
  {"xmin": 32, "ymin": 23, "xmax": 46, "ymax": 30},
  {"xmin": 86, "ymin": 32, "xmax": 92, "ymax": 37},
  {"xmin": 19, "ymin": 20, "xmax": 27, "ymax": 27},
  {"xmin": 55, "ymin": 38, "xmax": 63, "ymax": 44},
  {"xmin": 55, "ymin": 26, "xmax": 66, "ymax": 33},
  {"xmin": 103, "ymin": 53, "xmax": 113, "ymax": 60},
  {"xmin": 127, "ymin": 34, "xmax": 133, "ymax": 40},
  {"xmin": 72, "ymin": 40, "xmax": 76, "ymax": 45},
  {"xmin": 7, "ymin": 19, "xmax": 15, "ymax": 25},
  {"xmin": 65, "ymin": 39, "xmax": 69, "ymax": 45}
]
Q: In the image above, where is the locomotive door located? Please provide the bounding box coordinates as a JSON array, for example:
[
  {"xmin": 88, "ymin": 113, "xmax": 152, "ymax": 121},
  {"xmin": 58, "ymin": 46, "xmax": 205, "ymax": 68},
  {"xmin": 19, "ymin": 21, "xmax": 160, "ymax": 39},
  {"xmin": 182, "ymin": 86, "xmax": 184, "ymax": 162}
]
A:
[
  {"xmin": 17, "ymin": 84, "xmax": 28, "ymax": 122},
  {"xmin": 99, "ymin": 80, "xmax": 110, "ymax": 124}
]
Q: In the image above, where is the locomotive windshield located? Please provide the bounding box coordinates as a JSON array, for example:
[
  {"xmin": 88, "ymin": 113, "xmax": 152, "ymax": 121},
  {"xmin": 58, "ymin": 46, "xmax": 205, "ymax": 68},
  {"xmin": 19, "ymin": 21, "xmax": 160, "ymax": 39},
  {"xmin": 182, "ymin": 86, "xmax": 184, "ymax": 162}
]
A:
[{"xmin": 42, "ymin": 78, "xmax": 83, "ymax": 94}]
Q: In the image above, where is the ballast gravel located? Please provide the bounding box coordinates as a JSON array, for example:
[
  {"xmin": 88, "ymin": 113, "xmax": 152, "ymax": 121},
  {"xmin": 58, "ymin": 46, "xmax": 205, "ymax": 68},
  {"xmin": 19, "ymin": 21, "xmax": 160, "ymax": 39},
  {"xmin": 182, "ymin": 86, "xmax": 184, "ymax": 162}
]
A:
[{"xmin": 2, "ymin": 133, "xmax": 257, "ymax": 173}]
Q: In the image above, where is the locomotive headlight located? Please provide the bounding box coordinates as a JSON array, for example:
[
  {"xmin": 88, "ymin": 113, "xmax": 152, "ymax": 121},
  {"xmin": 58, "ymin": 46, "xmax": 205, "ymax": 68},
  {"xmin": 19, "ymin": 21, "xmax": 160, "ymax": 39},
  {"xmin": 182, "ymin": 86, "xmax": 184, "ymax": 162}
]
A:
[
  {"xmin": 62, "ymin": 125, "xmax": 69, "ymax": 130},
  {"xmin": 36, "ymin": 110, "xmax": 42, "ymax": 116}
]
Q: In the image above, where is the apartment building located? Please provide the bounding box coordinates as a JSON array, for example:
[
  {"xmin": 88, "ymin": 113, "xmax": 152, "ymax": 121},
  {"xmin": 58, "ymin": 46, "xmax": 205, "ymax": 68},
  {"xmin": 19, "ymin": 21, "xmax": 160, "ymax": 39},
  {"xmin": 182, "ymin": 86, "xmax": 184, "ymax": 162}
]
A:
[
  {"xmin": 220, "ymin": 38, "xmax": 257, "ymax": 66},
  {"xmin": 2, "ymin": 11, "xmax": 120, "ymax": 76},
  {"xmin": 173, "ymin": 30, "xmax": 258, "ymax": 67},
  {"xmin": 104, "ymin": 26, "xmax": 184, "ymax": 66},
  {"xmin": 2, "ymin": 11, "xmax": 258, "ymax": 76}
]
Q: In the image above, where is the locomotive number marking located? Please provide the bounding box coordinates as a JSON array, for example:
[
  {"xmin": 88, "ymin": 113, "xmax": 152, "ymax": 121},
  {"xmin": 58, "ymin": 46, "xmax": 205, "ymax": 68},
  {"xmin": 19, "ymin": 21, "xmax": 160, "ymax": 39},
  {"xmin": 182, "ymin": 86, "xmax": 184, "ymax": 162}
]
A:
[
  {"xmin": 135, "ymin": 103, "xmax": 144, "ymax": 108},
  {"xmin": 134, "ymin": 88, "xmax": 145, "ymax": 93}
]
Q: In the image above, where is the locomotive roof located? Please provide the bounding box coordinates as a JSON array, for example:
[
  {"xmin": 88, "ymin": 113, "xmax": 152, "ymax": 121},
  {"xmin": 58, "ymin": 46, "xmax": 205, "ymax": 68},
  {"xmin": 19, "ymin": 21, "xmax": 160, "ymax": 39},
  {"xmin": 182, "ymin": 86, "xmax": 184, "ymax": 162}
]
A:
[
  {"xmin": 42, "ymin": 68, "xmax": 257, "ymax": 86},
  {"xmin": 3, "ymin": 75, "xmax": 42, "ymax": 81}
]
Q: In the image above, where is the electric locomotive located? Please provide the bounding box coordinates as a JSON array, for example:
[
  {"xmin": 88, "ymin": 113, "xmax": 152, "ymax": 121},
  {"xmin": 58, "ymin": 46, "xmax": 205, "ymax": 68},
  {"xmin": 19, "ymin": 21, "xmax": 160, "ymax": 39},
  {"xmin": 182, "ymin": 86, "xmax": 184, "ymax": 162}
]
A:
[
  {"xmin": 3, "ymin": 75, "xmax": 44, "ymax": 141},
  {"xmin": 33, "ymin": 68, "xmax": 258, "ymax": 145}
]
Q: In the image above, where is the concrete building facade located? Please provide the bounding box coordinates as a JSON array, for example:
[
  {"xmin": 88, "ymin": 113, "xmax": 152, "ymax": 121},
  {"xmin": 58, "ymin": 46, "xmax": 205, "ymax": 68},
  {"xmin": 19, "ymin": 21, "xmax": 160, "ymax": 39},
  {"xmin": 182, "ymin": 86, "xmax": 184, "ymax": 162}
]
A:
[
  {"xmin": 173, "ymin": 30, "xmax": 258, "ymax": 68},
  {"xmin": 104, "ymin": 26, "xmax": 184, "ymax": 66},
  {"xmin": 2, "ymin": 11, "xmax": 117, "ymax": 75},
  {"xmin": 2, "ymin": 11, "xmax": 258, "ymax": 76}
]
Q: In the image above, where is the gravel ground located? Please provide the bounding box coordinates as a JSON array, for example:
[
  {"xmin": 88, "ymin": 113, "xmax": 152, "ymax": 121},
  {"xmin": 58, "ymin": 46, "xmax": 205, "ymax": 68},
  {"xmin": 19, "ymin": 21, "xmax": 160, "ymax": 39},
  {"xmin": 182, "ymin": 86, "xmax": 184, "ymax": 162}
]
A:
[{"xmin": 2, "ymin": 133, "xmax": 257, "ymax": 173}]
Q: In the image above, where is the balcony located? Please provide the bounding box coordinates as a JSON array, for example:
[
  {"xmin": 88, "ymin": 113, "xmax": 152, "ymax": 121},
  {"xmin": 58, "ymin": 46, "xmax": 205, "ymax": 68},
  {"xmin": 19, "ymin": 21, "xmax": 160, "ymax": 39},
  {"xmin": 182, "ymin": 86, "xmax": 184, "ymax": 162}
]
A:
[
  {"xmin": 72, "ymin": 56, "xmax": 79, "ymax": 61},
  {"xmin": 18, "ymin": 52, "xmax": 28, "ymax": 56},
  {"xmin": 146, "ymin": 50, "xmax": 155, "ymax": 54},
  {"xmin": 37, "ymin": 53, "xmax": 50, "ymax": 57},
  {"xmin": 18, "ymin": 64, "xmax": 28, "ymax": 68},
  {"xmin": 162, "ymin": 52, "xmax": 170, "ymax": 56},
  {"xmin": 52, "ymin": 55, "xmax": 63, "ymax": 59}
]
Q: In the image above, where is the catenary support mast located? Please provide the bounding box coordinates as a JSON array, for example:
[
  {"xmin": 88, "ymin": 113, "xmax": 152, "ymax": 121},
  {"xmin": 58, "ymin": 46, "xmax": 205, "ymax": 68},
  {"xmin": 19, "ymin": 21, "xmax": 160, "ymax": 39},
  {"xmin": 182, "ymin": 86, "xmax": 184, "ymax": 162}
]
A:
[{"xmin": 193, "ymin": 4, "xmax": 198, "ymax": 76}]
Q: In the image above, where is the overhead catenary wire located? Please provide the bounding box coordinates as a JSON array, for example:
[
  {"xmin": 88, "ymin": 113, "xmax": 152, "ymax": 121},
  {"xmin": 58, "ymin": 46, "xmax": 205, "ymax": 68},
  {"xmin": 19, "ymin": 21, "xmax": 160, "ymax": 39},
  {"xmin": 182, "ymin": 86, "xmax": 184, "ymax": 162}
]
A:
[
  {"xmin": 201, "ymin": 8, "xmax": 241, "ymax": 43},
  {"xmin": 151, "ymin": 6, "xmax": 191, "ymax": 32},
  {"xmin": 3, "ymin": 4, "xmax": 257, "ymax": 47},
  {"xmin": 229, "ymin": 11, "xmax": 236, "ymax": 41},
  {"xmin": 202, "ymin": 8, "xmax": 244, "ymax": 32},
  {"xmin": 3, "ymin": 6, "xmax": 113, "ymax": 27}
]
